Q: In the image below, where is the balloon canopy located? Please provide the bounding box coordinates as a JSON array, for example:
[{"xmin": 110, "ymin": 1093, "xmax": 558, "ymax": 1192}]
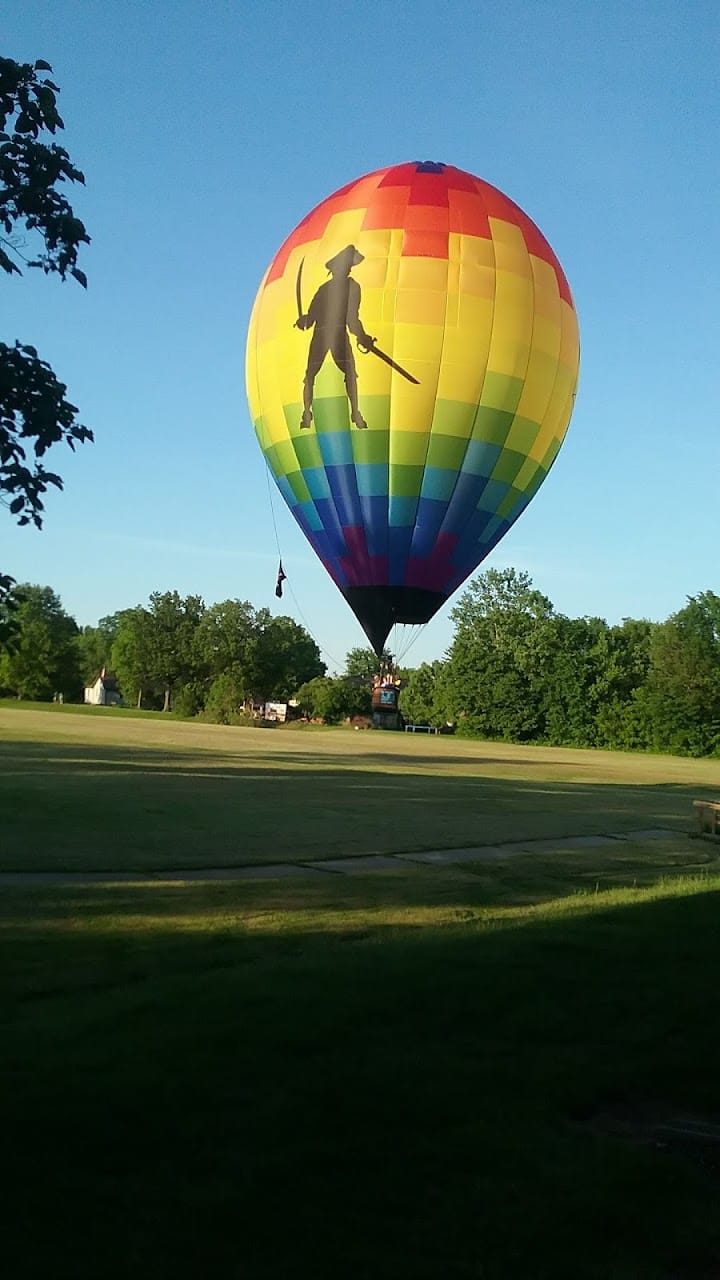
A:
[{"xmin": 246, "ymin": 161, "xmax": 579, "ymax": 655}]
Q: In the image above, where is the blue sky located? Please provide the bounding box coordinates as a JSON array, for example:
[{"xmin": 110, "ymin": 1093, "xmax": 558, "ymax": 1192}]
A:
[{"xmin": 3, "ymin": 0, "xmax": 719, "ymax": 670}]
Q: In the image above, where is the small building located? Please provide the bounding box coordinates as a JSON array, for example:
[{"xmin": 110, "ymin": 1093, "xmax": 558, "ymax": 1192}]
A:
[
  {"xmin": 264, "ymin": 700, "xmax": 288, "ymax": 723},
  {"xmin": 84, "ymin": 668, "xmax": 122, "ymax": 706},
  {"xmin": 262, "ymin": 699, "xmax": 301, "ymax": 723}
]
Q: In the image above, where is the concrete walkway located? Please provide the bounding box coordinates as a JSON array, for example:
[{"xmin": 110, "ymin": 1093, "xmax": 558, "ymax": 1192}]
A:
[{"xmin": 0, "ymin": 828, "xmax": 687, "ymax": 887}]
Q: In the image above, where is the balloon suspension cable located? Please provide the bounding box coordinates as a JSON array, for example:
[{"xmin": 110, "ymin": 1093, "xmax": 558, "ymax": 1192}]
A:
[
  {"xmin": 390, "ymin": 621, "xmax": 426, "ymax": 666},
  {"xmin": 264, "ymin": 462, "xmax": 344, "ymax": 672},
  {"xmin": 264, "ymin": 462, "xmax": 283, "ymax": 561}
]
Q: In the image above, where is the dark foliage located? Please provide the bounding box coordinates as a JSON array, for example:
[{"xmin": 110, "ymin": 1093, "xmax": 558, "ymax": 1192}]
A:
[
  {"xmin": 1, "ymin": 56, "xmax": 92, "ymax": 547},
  {"xmin": 0, "ymin": 56, "xmax": 89, "ymax": 282},
  {"xmin": 0, "ymin": 341, "xmax": 92, "ymax": 526}
]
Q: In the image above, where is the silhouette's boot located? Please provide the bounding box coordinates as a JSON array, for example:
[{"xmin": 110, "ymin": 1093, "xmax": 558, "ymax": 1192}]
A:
[
  {"xmin": 300, "ymin": 377, "xmax": 313, "ymax": 429},
  {"xmin": 345, "ymin": 367, "xmax": 366, "ymax": 428}
]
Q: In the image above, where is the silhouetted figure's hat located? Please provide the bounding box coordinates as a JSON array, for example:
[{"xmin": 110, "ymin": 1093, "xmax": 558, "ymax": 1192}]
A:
[{"xmin": 325, "ymin": 244, "xmax": 364, "ymax": 274}]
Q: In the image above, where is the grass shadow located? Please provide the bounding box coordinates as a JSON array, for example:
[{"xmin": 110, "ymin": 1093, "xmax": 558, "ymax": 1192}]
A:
[{"xmin": 2, "ymin": 880, "xmax": 720, "ymax": 1278}]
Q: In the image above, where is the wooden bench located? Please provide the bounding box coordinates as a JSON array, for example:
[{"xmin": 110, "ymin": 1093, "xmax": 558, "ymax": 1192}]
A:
[{"xmin": 693, "ymin": 800, "xmax": 720, "ymax": 838}]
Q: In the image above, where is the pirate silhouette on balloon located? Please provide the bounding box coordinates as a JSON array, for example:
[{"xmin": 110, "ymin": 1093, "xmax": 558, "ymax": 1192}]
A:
[{"xmin": 294, "ymin": 244, "xmax": 419, "ymax": 430}]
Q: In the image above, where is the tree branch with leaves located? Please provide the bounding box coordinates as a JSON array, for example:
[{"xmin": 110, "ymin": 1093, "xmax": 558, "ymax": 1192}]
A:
[{"xmin": 1, "ymin": 54, "xmax": 92, "ymax": 612}]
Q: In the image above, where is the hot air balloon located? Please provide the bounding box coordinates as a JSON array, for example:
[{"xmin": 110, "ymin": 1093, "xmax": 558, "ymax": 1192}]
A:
[{"xmin": 246, "ymin": 161, "xmax": 579, "ymax": 656}]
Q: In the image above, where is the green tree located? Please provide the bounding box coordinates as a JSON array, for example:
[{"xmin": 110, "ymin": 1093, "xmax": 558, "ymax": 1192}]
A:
[
  {"xmin": 0, "ymin": 583, "xmax": 81, "ymax": 699},
  {"xmin": 76, "ymin": 613, "xmax": 123, "ymax": 685},
  {"xmin": 193, "ymin": 602, "xmax": 324, "ymax": 708},
  {"xmin": 203, "ymin": 671, "xmax": 248, "ymax": 724},
  {"xmin": 296, "ymin": 676, "xmax": 363, "ymax": 724},
  {"xmin": 257, "ymin": 613, "xmax": 325, "ymax": 701},
  {"xmin": 110, "ymin": 608, "xmax": 156, "ymax": 710},
  {"xmin": 109, "ymin": 594, "xmax": 324, "ymax": 716},
  {"xmin": 441, "ymin": 567, "xmax": 556, "ymax": 739},
  {"xmin": 399, "ymin": 661, "xmax": 445, "ymax": 727},
  {"xmin": 1, "ymin": 56, "xmax": 92, "ymax": 593},
  {"xmin": 539, "ymin": 615, "xmax": 609, "ymax": 747},
  {"xmin": 344, "ymin": 646, "xmax": 394, "ymax": 678},
  {"xmin": 191, "ymin": 598, "xmax": 257, "ymax": 713},
  {"xmin": 641, "ymin": 593, "xmax": 720, "ymax": 756},
  {"xmin": 0, "ymin": 570, "xmax": 19, "ymax": 645},
  {"xmin": 593, "ymin": 618, "xmax": 655, "ymax": 751},
  {"xmin": 142, "ymin": 591, "xmax": 205, "ymax": 712},
  {"xmin": 194, "ymin": 600, "xmax": 256, "ymax": 680}
]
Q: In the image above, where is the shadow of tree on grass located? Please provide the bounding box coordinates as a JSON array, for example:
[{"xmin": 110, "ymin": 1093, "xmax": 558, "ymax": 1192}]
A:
[{"xmin": 2, "ymin": 883, "xmax": 720, "ymax": 1278}]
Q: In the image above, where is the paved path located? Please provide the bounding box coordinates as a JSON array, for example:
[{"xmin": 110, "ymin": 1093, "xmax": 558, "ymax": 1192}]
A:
[{"xmin": 0, "ymin": 828, "xmax": 688, "ymax": 886}]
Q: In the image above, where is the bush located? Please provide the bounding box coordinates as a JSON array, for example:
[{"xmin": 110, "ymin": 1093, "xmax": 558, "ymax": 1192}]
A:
[
  {"xmin": 202, "ymin": 672, "xmax": 245, "ymax": 725},
  {"xmin": 171, "ymin": 683, "xmax": 205, "ymax": 718}
]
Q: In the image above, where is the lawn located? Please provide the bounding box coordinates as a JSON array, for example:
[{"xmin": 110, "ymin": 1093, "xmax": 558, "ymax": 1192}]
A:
[
  {"xmin": 1, "ymin": 706, "xmax": 719, "ymax": 871},
  {"xmin": 3, "ymin": 706, "xmax": 720, "ymax": 1277},
  {"xmin": 2, "ymin": 870, "xmax": 720, "ymax": 1278}
]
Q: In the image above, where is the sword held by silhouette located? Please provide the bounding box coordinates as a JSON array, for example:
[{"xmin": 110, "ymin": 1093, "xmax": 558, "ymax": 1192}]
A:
[
  {"xmin": 293, "ymin": 257, "xmax": 419, "ymax": 385},
  {"xmin": 356, "ymin": 339, "xmax": 420, "ymax": 385},
  {"xmin": 294, "ymin": 258, "xmax": 305, "ymax": 328}
]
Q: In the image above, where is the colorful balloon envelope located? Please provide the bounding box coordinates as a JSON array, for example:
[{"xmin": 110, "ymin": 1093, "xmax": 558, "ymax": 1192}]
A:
[{"xmin": 246, "ymin": 161, "xmax": 579, "ymax": 655}]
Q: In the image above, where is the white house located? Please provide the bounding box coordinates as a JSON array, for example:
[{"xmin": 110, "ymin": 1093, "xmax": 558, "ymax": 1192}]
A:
[{"xmin": 83, "ymin": 668, "xmax": 122, "ymax": 706}]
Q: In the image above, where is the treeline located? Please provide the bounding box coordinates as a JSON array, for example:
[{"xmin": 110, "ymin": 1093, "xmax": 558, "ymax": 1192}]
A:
[
  {"xmin": 0, "ymin": 587, "xmax": 326, "ymax": 719},
  {"xmin": 1, "ymin": 571, "xmax": 719, "ymax": 757},
  {"xmin": 399, "ymin": 569, "xmax": 720, "ymax": 758}
]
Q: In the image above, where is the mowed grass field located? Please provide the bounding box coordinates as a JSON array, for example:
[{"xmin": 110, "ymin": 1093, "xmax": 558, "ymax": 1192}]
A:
[
  {"xmin": 2, "ymin": 704, "xmax": 719, "ymax": 871},
  {"xmin": 2, "ymin": 707, "xmax": 720, "ymax": 1278}
]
